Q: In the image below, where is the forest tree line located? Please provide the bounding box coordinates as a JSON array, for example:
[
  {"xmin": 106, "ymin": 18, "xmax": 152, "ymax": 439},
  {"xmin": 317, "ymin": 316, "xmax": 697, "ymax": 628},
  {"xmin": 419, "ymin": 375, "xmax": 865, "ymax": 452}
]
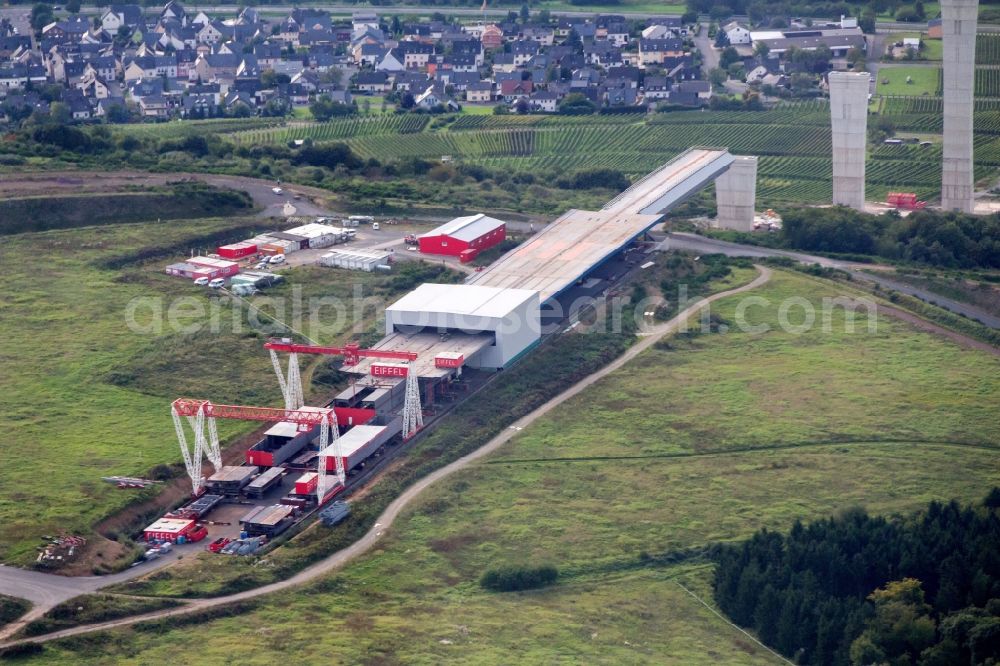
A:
[{"xmin": 713, "ymin": 490, "xmax": 1000, "ymax": 665}]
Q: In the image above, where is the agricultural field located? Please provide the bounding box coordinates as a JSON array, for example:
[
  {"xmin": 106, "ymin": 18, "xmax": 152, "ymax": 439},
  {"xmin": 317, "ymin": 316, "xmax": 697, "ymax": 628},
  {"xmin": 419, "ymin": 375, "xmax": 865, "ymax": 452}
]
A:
[
  {"xmin": 977, "ymin": 34, "xmax": 1000, "ymax": 65},
  {"xmin": 0, "ymin": 218, "xmax": 411, "ymax": 566},
  {"xmin": 977, "ymin": 67, "xmax": 1000, "ymax": 97},
  {"xmin": 875, "ymin": 66, "xmax": 942, "ymax": 97},
  {"xmin": 207, "ymin": 97, "xmax": 1000, "ymax": 205},
  {"xmin": 28, "ymin": 269, "xmax": 1000, "ymax": 664}
]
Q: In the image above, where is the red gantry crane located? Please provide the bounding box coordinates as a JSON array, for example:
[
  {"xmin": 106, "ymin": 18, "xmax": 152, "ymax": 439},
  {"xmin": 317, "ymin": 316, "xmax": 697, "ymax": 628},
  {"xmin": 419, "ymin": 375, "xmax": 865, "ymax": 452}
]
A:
[
  {"xmin": 171, "ymin": 398, "xmax": 344, "ymax": 503},
  {"xmin": 264, "ymin": 338, "xmax": 424, "ymax": 438}
]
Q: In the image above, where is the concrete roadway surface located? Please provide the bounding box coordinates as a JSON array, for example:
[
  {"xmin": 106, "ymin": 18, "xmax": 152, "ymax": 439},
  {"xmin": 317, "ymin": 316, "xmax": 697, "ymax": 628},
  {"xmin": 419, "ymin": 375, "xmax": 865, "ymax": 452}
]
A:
[
  {"xmin": 0, "ymin": 268, "xmax": 772, "ymax": 650},
  {"xmin": 659, "ymin": 232, "xmax": 1000, "ymax": 330},
  {"xmin": 0, "ymin": 542, "xmax": 202, "ymax": 639}
]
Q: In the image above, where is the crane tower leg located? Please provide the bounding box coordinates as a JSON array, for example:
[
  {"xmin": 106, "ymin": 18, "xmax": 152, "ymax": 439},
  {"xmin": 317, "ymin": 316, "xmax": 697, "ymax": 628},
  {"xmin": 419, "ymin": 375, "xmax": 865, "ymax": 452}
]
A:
[
  {"xmin": 269, "ymin": 350, "xmax": 304, "ymax": 410},
  {"xmin": 316, "ymin": 413, "xmax": 342, "ymax": 504},
  {"xmin": 402, "ymin": 369, "xmax": 423, "ymax": 439},
  {"xmin": 171, "ymin": 404, "xmax": 205, "ymax": 495},
  {"xmin": 204, "ymin": 414, "xmax": 222, "ymax": 471}
]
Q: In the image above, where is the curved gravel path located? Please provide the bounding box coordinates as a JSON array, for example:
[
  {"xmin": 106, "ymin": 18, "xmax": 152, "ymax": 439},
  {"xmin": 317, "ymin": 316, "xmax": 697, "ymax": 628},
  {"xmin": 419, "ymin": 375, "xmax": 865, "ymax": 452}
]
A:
[{"xmin": 0, "ymin": 266, "xmax": 772, "ymax": 650}]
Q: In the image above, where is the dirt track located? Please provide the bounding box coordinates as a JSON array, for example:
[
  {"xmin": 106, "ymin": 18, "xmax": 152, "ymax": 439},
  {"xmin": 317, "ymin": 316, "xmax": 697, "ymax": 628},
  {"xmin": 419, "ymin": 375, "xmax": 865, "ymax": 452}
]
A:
[
  {"xmin": 0, "ymin": 267, "xmax": 772, "ymax": 649},
  {"xmin": 0, "ymin": 170, "xmax": 335, "ymax": 218}
]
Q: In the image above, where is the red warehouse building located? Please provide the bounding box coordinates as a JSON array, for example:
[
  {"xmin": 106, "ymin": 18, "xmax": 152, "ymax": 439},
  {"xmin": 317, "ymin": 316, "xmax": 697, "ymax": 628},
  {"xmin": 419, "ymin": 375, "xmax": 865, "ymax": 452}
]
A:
[{"xmin": 418, "ymin": 213, "xmax": 506, "ymax": 262}]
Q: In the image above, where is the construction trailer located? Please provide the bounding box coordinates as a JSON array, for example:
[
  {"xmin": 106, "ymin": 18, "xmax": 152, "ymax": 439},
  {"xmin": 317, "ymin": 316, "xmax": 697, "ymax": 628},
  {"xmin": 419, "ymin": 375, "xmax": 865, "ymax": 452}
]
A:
[
  {"xmin": 217, "ymin": 242, "xmax": 257, "ymax": 259},
  {"xmin": 143, "ymin": 517, "xmax": 207, "ymax": 544},
  {"xmin": 205, "ymin": 465, "xmax": 258, "ymax": 496},
  {"xmin": 418, "ymin": 213, "xmax": 507, "ymax": 259},
  {"xmin": 319, "ymin": 248, "xmax": 392, "ymax": 272},
  {"xmin": 240, "ymin": 504, "xmax": 296, "ymax": 538},
  {"xmin": 187, "ymin": 256, "xmax": 240, "ymax": 277},
  {"xmin": 165, "ymin": 262, "xmax": 218, "ymax": 280},
  {"xmin": 260, "ymin": 240, "xmax": 296, "ymax": 256}
]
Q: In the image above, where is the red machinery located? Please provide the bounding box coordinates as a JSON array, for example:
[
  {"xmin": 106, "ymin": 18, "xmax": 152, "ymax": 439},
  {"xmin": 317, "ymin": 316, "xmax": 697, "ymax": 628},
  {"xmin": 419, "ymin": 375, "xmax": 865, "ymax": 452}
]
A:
[
  {"xmin": 887, "ymin": 192, "xmax": 927, "ymax": 210},
  {"xmin": 171, "ymin": 398, "xmax": 345, "ymax": 503},
  {"xmin": 264, "ymin": 338, "xmax": 424, "ymax": 439},
  {"xmin": 263, "ymin": 339, "xmax": 417, "ymax": 367},
  {"xmin": 264, "ymin": 338, "xmax": 417, "ymax": 411}
]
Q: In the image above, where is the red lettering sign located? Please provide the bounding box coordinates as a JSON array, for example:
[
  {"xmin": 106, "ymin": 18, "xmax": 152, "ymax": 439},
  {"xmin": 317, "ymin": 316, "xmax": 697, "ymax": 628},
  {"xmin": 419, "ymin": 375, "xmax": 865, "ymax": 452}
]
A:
[{"xmin": 371, "ymin": 364, "xmax": 409, "ymax": 377}]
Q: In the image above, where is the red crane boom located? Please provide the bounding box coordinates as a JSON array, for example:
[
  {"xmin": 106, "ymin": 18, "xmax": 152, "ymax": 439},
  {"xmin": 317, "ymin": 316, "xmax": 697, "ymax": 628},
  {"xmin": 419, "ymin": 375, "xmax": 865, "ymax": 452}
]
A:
[
  {"xmin": 171, "ymin": 398, "xmax": 335, "ymax": 429},
  {"xmin": 263, "ymin": 339, "xmax": 417, "ymax": 366},
  {"xmin": 170, "ymin": 398, "xmax": 344, "ymax": 502}
]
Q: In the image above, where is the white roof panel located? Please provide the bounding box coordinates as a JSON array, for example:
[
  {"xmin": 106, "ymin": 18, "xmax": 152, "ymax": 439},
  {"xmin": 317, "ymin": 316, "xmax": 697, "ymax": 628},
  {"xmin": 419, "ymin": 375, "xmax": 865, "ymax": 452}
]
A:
[
  {"xmin": 419, "ymin": 213, "xmax": 506, "ymax": 243},
  {"xmin": 265, "ymin": 422, "xmax": 301, "ymax": 438},
  {"xmin": 387, "ymin": 283, "xmax": 536, "ymax": 319},
  {"xmin": 319, "ymin": 424, "xmax": 386, "ymax": 457}
]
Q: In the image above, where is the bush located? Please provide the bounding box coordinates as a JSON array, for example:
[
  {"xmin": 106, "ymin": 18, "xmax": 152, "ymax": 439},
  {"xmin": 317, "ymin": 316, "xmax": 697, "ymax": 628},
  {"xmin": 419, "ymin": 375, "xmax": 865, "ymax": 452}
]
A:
[
  {"xmin": 480, "ymin": 564, "xmax": 558, "ymax": 592},
  {"xmin": 555, "ymin": 168, "xmax": 630, "ymax": 191}
]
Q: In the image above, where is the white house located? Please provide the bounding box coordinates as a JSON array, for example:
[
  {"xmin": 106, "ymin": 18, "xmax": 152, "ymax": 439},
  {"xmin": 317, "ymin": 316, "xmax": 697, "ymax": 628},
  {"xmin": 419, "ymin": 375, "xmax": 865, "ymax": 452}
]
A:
[
  {"xmin": 414, "ymin": 84, "xmax": 440, "ymax": 108},
  {"xmin": 723, "ymin": 22, "xmax": 751, "ymax": 45}
]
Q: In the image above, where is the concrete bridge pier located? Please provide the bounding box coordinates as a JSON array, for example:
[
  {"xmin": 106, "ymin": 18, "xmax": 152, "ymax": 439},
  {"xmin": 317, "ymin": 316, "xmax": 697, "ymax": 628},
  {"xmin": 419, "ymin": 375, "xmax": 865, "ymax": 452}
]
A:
[{"xmin": 714, "ymin": 155, "xmax": 758, "ymax": 231}]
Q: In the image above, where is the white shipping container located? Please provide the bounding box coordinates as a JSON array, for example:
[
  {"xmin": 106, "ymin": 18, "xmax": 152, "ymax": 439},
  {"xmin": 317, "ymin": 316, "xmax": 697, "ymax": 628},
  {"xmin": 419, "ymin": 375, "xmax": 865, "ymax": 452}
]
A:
[{"xmin": 319, "ymin": 249, "xmax": 390, "ymax": 272}]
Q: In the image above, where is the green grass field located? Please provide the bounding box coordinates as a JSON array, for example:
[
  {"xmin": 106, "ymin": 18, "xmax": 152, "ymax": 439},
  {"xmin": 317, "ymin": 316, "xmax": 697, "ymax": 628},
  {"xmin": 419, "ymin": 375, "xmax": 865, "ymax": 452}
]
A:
[
  {"xmin": 876, "ymin": 66, "xmax": 941, "ymax": 96},
  {"xmin": 0, "ymin": 219, "xmax": 409, "ymax": 566},
  {"xmin": 28, "ymin": 270, "xmax": 1000, "ymax": 663}
]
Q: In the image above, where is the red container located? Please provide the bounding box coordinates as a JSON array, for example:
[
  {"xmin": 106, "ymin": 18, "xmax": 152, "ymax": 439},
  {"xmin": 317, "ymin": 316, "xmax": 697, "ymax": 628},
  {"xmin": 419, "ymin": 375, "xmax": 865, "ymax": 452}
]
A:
[
  {"xmin": 246, "ymin": 449, "xmax": 274, "ymax": 467},
  {"xmin": 217, "ymin": 242, "xmax": 257, "ymax": 259},
  {"xmin": 435, "ymin": 352, "xmax": 464, "ymax": 368},
  {"xmin": 294, "ymin": 472, "xmax": 318, "ymax": 496},
  {"xmin": 459, "ymin": 248, "xmax": 479, "ymax": 263}
]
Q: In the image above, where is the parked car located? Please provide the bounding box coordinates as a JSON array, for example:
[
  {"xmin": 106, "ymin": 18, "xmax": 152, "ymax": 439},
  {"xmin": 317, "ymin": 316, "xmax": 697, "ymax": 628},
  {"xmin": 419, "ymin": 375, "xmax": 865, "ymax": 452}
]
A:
[
  {"xmin": 193, "ymin": 277, "xmax": 210, "ymax": 286},
  {"xmin": 372, "ymin": 222, "xmax": 380, "ymax": 231},
  {"xmin": 255, "ymin": 261, "xmax": 270, "ymax": 270},
  {"xmin": 208, "ymin": 278, "xmax": 226, "ymax": 288},
  {"xmin": 269, "ymin": 254, "xmax": 286, "ymax": 265},
  {"xmin": 272, "ymin": 187, "xmax": 283, "ymax": 194}
]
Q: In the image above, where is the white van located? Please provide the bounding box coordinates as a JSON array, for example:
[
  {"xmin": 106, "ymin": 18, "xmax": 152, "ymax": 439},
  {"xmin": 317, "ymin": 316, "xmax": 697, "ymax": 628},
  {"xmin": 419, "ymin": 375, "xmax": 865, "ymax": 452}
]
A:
[
  {"xmin": 269, "ymin": 254, "xmax": 286, "ymax": 265},
  {"xmin": 193, "ymin": 277, "xmax": 210, "ymax": 286},
  {"xmin": 209, "ymin": 278, "xmax": 226, "ymax": 288},
  {"xmin": 372, "ymin": 222, "xmax": 380, "ymax": 231}
]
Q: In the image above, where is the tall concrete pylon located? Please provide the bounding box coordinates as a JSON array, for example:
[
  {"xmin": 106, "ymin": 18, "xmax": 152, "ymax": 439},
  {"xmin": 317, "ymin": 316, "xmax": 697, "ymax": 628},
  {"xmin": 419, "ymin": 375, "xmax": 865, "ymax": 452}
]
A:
[
  {"xmin": 829, "ymin": 71, "xmax": 870, "ymax": 211},
  {"xmin": 714, "ymin": 155, "xmax": 758, "ymax": 231},
  {"xmin": 941, "ymin": 0, "xmax": 978, "ymax": 213}
]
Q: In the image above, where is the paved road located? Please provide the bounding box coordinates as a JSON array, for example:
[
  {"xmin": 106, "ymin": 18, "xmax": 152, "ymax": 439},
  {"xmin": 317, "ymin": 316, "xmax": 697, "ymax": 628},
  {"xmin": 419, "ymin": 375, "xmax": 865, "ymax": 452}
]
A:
[
  {"xmin": 0, "ymin": 546, "xmax": 198, "ymax": 639},
  {"xmin": 0, "ymin": 266, "xmax": 772, "ymax": 650},
  {"xmin": 693, "ymin": 24, "xmax": 718, "ymax": 78},
  {"xmin": 660, "ymin": 232, "xmax": 1000, "ymax": 329}
]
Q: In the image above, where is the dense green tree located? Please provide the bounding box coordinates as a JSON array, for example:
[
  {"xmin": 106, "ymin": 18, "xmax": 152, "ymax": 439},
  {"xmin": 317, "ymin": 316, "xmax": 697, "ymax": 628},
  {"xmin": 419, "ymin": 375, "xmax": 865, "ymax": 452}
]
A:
[{"xmin": 714, "ymin": 491, "xmax": 1000, "ymax": 665}]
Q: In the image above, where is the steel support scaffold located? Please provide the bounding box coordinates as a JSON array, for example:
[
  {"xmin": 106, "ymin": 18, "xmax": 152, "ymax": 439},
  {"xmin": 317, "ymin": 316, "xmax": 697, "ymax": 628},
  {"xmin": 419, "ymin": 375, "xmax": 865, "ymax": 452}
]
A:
[
  {"xmin": 170, "ymin": 398, "xmax": 342, "ymax": 503},
  {"xmin": 264, "ymin": 338, "xmax": 419, "ymax": 428}
]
